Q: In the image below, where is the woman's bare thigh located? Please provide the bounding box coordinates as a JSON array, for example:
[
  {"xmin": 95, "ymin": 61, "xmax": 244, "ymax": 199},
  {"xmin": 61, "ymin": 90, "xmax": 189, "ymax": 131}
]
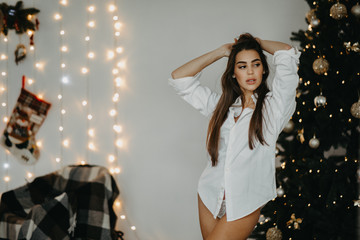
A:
[
  {"xmin": 207, "ymin": 207, "xmax": 261, "ymax": 240},
  {"xmin": 198, "ymin": 195, "xmax": 218, "ymax": 239}
]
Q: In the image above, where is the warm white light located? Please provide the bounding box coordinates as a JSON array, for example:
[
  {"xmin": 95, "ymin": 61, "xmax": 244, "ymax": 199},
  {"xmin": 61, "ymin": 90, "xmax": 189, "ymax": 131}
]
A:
[
  {"xmin": 81, "ymin": 67, "xmax": 89, "ymax": 74},
  {"xmin": 113, "ymin": 16, "xmax": 119, "ymax": 21},
  {"xmin": 113, "ymin": 125, "xmax": 123, "ymax": 133},
  {"xmin": 27, "ymin": 30, "xmax": 33, "ymax": 36},
  {"xmin": 62, "ymin": 76, "xmax": 69, "ymax": 84},
  {"xmin": 115, "ymin": 200, "xmax": 121, "ymax": 207},
  {"xmin": 88, "ymin": 21, "xmax": 95, "ymax": 28},
  {"xmin": 82, "ymin": 100, "xmax": 88, "ymax": 106},
  {"xmin": 63, "ymin": 139, "xmax": 70, "ymax": 147},
  {"xmin": 112, "ymin": 68, "xmax": 119, "ymax": 75},
  {"xmin": 1, "ymin": 72, "xmax": 6, "ymax": 76},
  {"xmin": 27, "ymin": 78, "xmax": 34, "ymax": 85},
  {"xmin": 112, "ymin": 93, "xmax": 119, "ymax": 102},
  {"xmin": 87, "ymin": 114, "xmax": 93, "ymax": 120},
  {"xmin": 88, "ymin": 5, "xmax": 95, "ymax": 12},
  {"xmin": 27, "ymin": 172, "xmax": 33, "ymax": 178},
  {"xmin": 88, "ymin": 142, "xmax": 95, "ymax": 150},
  {"xmin": 3, "ymin": 37, "xmax": 8, "ymax": 42},
  {"xmin": 1, "ymin": 103, "xmax": 6, "ymax": 107},
  {"xmin": 88, "ymin": 129, "xmax": 95, "ymax": 137},
  {"xmin": 107, "ymin": 50, "xmax": 115, "ymax": 60},
  {"xmin": 54, "ymin": 13, "xmax": 62, "ymax": 20},
  {"xmin": 56, "ymin": 157, "xmax": 61, "ymax": 163},
  {"xmin": 3, "ymin": 117, "xmax": 9, "ymax": 123},
  {"xmin": 59, "ymin": 126, "xmax": 64, "ymax": 131},
  {"xmin": 85, "ymin": 36, "xmax": 90, "ymax": 41},
  {"xmin": 108, "ymin": 4, "xmax": 116, "ymax": 12},
  {"xmin": 61, "ymin": 63, "xmax": 66, "ymax": 68},
  {"xmin": 120, "ymin": 215, "xmax": 126, "ymax": 220},
  {"xmin": 30, "ymin": 46, "xmax": 35, "ymax": 51},
  {"xmin": 114, "ymin": 22, "xmax": 122, "ymax": 30},
  {"xmin": 61, "ymin": 109, "xmax": 66, "ymax": 114},
  {"xmin": 61, "ymin": 46, "xmax": 68, "ymax": 52},
  {"xmin": 108, "ymin": 155, "xmax": 115, "ymax": 163},
  {"xmin": 88, "ymin": 52, "xmax": 95, "ymax": 59},
  {"xmin": 27, "ymin": 14, "xmax": 33, "ymax": 20},
  {"xmin": 1, "ymin": 54, "xmax": 7, "ymax": 60},
  {"xmin": 37, "ymin": 94, "xmax": 44, "ymax": 99},
  {"xmin": 80, "ymin": 160, "xmax": 86, "ymax": 165},
  {"xmin": 59, "ymin": 0, "xmax": 67, "ymax": 5},
  {"xmin": 109, "ymin": 109, "xmax": 117, "ymax": 116},
  {"xmin": 36, "ymin": 141, "xmax": 42, "ymax": 148},
  {"xmin": 58, "ymin": 94, "xmax": 62, "ymax": 100},
  {"xmin": 115, "ymin": 77, "xmax": 124, "ymax": 87},
  {"xmin": 4, "ymin": 176, "xmax": 10, "ymax": 182},
  {"xmin": 0, "ymin": 87, "xmax": 5, "ymax": 92},
  {"xmin": 115, "ymin": 32, "xmax": 120, "ymax": 37},
  {"xmin": 3, "ymin": 163, "xmax": 9, "ymax": 169},
  {"xmin": 114, "ymin": 167, "xmax": 121, "ymax": 174},
  {"xmin": 35, "ymin": 62, "xmax": 44, "ymax": 70},
  {"xmin": 60, "ymin": 30, "xmax": 65, "ymax": 35},
  {"xmin": 131, "ymin": 226, "xmax": 136, "ymax": 231},
  {"xmin": 116, "ymin": 139, "xmax": 124, "ymax": 148},
  {"xmin": 117, "ymin": 61, "xmax": 126, "ymax": 69},
  {"xmin": 116, "ymin": 47, "xmax": 123, "ymax": 54}
]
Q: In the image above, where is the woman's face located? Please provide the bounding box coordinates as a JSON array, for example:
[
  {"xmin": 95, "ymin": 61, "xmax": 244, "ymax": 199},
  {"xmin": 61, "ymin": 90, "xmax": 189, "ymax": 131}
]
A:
[{"xmin": 233, "ymin": 49, "xmax": 263, "ymax": 97}]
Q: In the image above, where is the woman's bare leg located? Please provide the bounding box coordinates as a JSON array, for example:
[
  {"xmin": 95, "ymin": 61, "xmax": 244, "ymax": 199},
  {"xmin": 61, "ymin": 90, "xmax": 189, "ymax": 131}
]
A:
[
  {"xmin": 207, "ymin": 207, "xmax": 261, "ymax": 240},
  {"xmin": 198, "ymin": 195, "xmax": 218, "ymax": 239}
]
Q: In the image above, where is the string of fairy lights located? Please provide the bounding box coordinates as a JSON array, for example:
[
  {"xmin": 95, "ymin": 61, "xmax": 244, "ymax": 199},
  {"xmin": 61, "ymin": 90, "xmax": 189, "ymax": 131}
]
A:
[{"xmin": 0, "ymin": 0, "xmax": 138, "ymax": 235}]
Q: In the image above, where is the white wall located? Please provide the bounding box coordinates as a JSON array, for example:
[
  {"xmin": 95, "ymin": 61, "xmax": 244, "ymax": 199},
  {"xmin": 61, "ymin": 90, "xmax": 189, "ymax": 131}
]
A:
[{"xmin": 0, "ymin": 0, "xmax": 308, "ymax": 239}]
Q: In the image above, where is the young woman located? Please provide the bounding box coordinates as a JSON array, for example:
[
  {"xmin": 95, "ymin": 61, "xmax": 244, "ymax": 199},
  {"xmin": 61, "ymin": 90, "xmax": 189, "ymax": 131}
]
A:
[{"xmin": 169, "ymin": 33, "xmax": 300, "ymax": 240}]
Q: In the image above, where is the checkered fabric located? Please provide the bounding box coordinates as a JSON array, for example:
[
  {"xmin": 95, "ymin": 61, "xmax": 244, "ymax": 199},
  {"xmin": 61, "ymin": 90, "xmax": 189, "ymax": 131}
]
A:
[{"xmin": 0, "ymin": 165, "xmax": 120, "ymax": 240}]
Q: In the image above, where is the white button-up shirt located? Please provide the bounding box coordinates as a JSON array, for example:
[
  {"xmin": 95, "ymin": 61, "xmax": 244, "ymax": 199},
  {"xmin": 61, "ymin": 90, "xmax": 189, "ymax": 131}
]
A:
[{"xmin": 169, "ymin": 48, "xmax": 300, "ymax": 221}]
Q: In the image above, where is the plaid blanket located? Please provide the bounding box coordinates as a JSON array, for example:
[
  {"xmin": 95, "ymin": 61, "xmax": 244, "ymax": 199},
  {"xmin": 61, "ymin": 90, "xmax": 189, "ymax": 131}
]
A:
[{"xmin": 0, "ymin": 165, "xmax": 121, "ymax": 240}]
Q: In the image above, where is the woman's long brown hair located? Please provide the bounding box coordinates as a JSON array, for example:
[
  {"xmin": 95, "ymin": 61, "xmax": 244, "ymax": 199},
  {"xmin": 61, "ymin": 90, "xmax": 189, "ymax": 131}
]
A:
[{"xmin": 206, "ymin": 33, "xmax": 270, "ymax": 166}]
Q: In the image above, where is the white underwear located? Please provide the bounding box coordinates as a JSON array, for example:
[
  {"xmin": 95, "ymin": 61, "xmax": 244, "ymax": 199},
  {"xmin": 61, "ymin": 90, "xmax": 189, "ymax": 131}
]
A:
[{"xmin": 217, "ymin": 200, "xmax": 226, "ymax": 218}]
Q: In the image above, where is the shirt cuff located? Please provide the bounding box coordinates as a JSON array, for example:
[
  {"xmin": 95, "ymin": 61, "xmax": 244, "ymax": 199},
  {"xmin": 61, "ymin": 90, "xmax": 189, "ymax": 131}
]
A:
[{"xmin": 168, "ymin": 71, "xmax": 202, "ymax": 92}]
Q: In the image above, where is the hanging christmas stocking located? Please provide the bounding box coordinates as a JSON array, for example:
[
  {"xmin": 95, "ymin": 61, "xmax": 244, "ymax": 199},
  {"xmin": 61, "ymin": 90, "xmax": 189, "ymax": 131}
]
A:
[{"xmin": 1, "ymin": 76, "xmax": 51, "ymax": 164}]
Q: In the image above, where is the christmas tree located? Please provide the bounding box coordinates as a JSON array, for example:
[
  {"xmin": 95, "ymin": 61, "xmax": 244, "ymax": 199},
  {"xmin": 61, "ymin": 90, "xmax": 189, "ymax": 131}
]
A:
[{"xmin": 251, "ymin": 1, "xmax": 360, "ymax": 239}]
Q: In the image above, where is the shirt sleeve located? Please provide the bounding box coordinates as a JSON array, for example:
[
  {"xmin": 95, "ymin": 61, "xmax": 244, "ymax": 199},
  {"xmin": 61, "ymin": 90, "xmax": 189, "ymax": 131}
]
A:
[
  {"xmin": 168, "ymin": 72, "xmax": 220, "ymax": 117},
  {"xmin": 268, "ymin": 48, "xmax": 301, "ymax": 133}
]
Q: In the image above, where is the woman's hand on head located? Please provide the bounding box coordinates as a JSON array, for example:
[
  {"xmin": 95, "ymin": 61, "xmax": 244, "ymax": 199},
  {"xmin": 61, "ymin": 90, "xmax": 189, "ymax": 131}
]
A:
[{"xmin": 219, "ymin": 38, "xmax": 237, "ymax": 57}]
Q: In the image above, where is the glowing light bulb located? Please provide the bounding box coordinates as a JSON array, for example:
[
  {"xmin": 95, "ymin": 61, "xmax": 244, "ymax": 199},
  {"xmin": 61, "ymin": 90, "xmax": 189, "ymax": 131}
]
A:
[
  {"xmin": 113, "ymin": 16, "xmax": 119, "ymax": 21},
  {"xmin": 1, "ymin": 72, "xmax": 6, "ymax": 76},
  {"xmin": 82, "ymin": 100, "xmax": 88, "ymax": 106},
  {"xmin": 109, "ymin": 109, "xmax": 117, "ymax": 116},
  {"xmin": 88, "ymin": 129, "xmax": 95, "ymax": 137},
  {"xmin": 113, "ymin": 125, "xmax": 122, "ymax": 133},
  {"xmin": 117, "ymin": 61, "xmax": 126, "ymax": 69},
  {"xmin": 4, "ymin": 37, "xmax": 8, "ymax": 42},
  {"xmin": 27, "ymin": 78, "xmax": 34, "ymax": 85},
  {"xmin": 113, "ymin": 93, "xmax": 120, "ymax": 102},
  {"xmin": 54, "ymin": 13, "xmax": 62, "ymax": 20},
  {"xmin": 61, "ymin": 109, "xmax": 66, "ymax": 114},
  {"xmin": 61, "ymin": 46, "xmax": 68, "ymax": 52},
  {"xmin": 116, "ymin": 139, "xmax": 124, "ymax": 148},
  {"xmin": 115, "ymin": 200, "xmax": 121, "ymax": 207},
  {"xmin": 88, "ymin": 5, "xmax": 95, "ymax": 12},
  {"xmin": 56, "ymin": 157, "xmax": 61, "ymax": 163},
  {"xmin": 36, "ymin": 141, "xmax": 42, "ymax": 148},
  {"xmin": 108, "ymin": 4, "xmax": 116, "ymax": 12},
  {"xmin": 58, "ymin": 94, "xmax": 62, "ymax": 100},
  {"xmin": 87, "ymin": 114, "xmax": 93, "ymax": 120},
  {"xmin": 108, "ymin": 155, "xmax": 115, "ymax": 163},
  {"xmin": 112, "ymin": 68, "xmax": 119, "ymax": 75},
  {"xmin": 1, "ymin": 54, "xmax": 7, "ymax": 60},
  {"xmin": 120, "ymin": 215, "xmax": 126, "ymax": 220},
  {"xmin": 27, "ymin": 30, "xmax": 33, "ymax": 36},
  {"xmin": 60, "ymin": 30, "xmax": 65, "ymax": 35},
  {"xmin": 30, "ymin": 46, "xmax": 35, "ymax": 51},
  {"xmin": 81, "ymin": 67, "xmax": 89, "ymax": 74},
  {"xmin": 3, "ymin": 163, "xmax": 9, "ymax": 169},
  {"xmin": 80, "ymin": 160, "xmax": 86, "ymax": 165},
  {"xmin": 35, "ymin": 62, "xmax": 44, "ymax": 70},
  {"xmin": 115, "ymin": 32, "xmax": 121, "ymax": 37},
  {"xmin": 61, "ymin": 63, "xmax": 66, "ymax": 68},
  {"xmin": 115, "ymin": 77, "xmax": 124, "ymax": 87},
  {"xmin": 114, "ymin": 167, "xmax": 121, "ymax": 174},
  {"xmin": 0, "ymin": 87, "xmax": 5, "ymax": 92},
  {"xmin": 88, "ymin": 142, "xmax": 95, "ymax": 150},
  {"xmin": 4, "ymin": 176, "xmax": 10, "ymax": 182},
  {"xmin": 3, "ymin": 117, "xmax": 9, "ymax": 123},
  {"xmin": 85, "ymin": 36, "xmax": 90, "ymax": 41},
  {"xmin": 131, "ymin": 226, "xmax": 136, "ymax": 231},
  {"xmin": 107, "ymin": 50, "xmax": 115, "ymax": 60},
  {"xmin": 114, "ymin": 22, "xmax": 122, "ymax": 30},
  {"xmin": 88, "ymin": 52, "xmax": 95, "ymax": 59},
  {"xmin": 88, "ymin": 21, "xmax": 95, "ymax": 28},
  {"xmin": 27, "ymin": 14, "xmax": 33, "ymax": 20},
  {"xmin": 1, "ymin": 103, "xmax": 6, "ymax": 107},
  {"xmin": 27, "ymin": 172, "xmax": 33, "ymax": 178},
  {"xmin": 59, "ymin": 126, "xmax": 64, "ymax": 131},
  {"xmin": 63, "ymin": 139, "xmax": 70, "ymax": 147},
  {"xmin": 60, "ymin": 0, "xmax": 67, "ymax": 5},
  {"xmin": 116, "ymin": 47, "xmax": 123, "ymax": 54},
  {"xmin": 62, "ymin": 76, "xmax": 69, "ymax": 84}
]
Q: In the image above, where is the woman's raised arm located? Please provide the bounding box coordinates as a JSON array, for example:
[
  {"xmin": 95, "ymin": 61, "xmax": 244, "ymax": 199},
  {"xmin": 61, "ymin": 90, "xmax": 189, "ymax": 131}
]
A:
[
  {"xmin": 256, "ymin": 38, "xmax": 292, "ymax": 55},
  {"xmin": 171, "ymin": 43, "xmax": 234, "ymax": 79}
]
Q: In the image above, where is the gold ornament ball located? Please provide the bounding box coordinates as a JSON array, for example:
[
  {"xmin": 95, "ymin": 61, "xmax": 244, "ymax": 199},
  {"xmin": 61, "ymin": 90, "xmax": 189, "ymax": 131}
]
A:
[
  {"xmin": 266, "ymin": 227, "xmax": 283, "ymax": 240},
  {"xmin": 351, "ymin": 3, "xmax": 360, "ymax": 18},
  {"xmin": 283, "ymin": 120, "xmax": 294, "ymax": 133},
  {"xmin": 309, "ymin": 136, "xmax": 320, "ymax": 149},
  {"xmin": 330, "ymin": 3, "xmax": 348, "ymax": 20},
  {"xmin": 350, "ymin": 100, "xmax": 360, "ymax": 119},
  {"xmin": 313, "ymin": 58, "xmax": 329, "ymax": 75},
  {"xmin": 306, "ymin": 9, "xmax": 317, "ymax": 23}
]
